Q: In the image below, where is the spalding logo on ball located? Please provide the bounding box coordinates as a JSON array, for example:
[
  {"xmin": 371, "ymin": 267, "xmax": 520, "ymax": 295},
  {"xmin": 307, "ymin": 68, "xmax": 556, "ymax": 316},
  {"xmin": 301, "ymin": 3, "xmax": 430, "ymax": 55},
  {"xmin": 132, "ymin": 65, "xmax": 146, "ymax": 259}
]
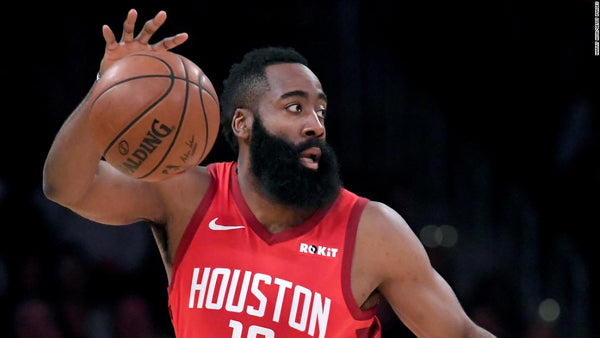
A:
[{"xmin": 88, "ymin": 50, "xmax": 220, "ymax": 182}]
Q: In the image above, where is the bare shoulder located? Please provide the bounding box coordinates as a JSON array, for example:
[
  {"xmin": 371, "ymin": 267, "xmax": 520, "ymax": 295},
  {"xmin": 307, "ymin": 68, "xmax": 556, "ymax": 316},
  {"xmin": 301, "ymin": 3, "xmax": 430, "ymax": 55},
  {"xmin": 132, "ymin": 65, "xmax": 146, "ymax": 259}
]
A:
[
  {"xmin": 354, "ymin": 201, "xmax": 430, "ymax": 282},
  {"xmin": 154, "ymin": 165, "xmax": 213, "ymax": 221},
  {"xmin": 358, "ymin": 201, "xmax": 420, "ymax": 249},
  {"xmin": 155, "ymin": 165, "xmax": 212, "ymax": 195}
]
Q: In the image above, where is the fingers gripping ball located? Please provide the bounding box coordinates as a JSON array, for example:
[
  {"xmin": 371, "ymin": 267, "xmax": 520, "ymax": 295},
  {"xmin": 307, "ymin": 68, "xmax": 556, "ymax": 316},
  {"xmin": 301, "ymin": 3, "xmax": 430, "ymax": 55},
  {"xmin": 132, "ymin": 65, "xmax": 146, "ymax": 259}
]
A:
[{"xmin": 88, "ymin": 50, "xmax": 220, "ymax": 182}]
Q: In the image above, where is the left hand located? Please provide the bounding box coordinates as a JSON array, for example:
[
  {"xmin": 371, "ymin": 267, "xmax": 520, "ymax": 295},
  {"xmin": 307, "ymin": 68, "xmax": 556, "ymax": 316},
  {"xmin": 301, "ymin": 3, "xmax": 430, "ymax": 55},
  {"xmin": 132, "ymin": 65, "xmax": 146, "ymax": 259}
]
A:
[{"xmin": 98, "ymin": 8, "xmax": 189, "ymax": 76}]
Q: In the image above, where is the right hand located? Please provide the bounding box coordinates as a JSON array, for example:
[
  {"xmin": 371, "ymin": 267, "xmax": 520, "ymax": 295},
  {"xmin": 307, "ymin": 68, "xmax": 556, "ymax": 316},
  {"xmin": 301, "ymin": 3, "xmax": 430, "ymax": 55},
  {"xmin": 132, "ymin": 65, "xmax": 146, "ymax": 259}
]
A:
[{"xmin": 98, "ymin": 9, "xmax": 189, "ymax": 76}]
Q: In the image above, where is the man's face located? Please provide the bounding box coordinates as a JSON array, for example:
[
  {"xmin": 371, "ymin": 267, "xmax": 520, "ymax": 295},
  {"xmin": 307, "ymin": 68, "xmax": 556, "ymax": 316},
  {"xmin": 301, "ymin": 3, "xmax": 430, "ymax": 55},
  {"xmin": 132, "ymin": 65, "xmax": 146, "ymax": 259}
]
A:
[{"xmin": 249, "ymin": 114, "xmax": 341, "ymax": 209}]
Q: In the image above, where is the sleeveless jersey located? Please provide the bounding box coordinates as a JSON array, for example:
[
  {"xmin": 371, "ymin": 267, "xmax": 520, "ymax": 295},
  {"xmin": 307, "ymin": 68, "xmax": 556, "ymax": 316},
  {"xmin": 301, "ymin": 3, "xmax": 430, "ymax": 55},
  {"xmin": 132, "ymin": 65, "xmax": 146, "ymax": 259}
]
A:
[{"xmin": 168, "ymin": 161, "xmax": 381, "ymax": 338}]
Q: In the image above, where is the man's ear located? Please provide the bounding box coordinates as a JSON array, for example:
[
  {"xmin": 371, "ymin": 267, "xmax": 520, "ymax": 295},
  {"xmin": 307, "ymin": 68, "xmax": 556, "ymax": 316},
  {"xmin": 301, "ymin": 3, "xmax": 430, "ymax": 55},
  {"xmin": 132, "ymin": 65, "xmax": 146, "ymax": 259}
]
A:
[{"xmin": 231, "ymin": 108, "xmax": 253, "ymax": 141}]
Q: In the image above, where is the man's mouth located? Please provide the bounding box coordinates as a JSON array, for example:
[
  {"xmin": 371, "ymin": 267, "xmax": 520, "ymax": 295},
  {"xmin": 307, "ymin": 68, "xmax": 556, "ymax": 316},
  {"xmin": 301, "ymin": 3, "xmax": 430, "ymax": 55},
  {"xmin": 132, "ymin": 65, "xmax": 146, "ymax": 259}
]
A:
[{"xmin": 299, "ymin": 147, "xmax": 322, "ymax": 170}]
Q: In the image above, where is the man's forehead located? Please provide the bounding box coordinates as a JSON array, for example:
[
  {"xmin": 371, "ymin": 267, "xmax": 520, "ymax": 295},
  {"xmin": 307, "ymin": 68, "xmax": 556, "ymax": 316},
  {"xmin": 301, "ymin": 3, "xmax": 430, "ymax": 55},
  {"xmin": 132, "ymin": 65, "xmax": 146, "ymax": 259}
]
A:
[{"xmin": 265, "ymin": 63, "xmax": 322, "ymax": 92}]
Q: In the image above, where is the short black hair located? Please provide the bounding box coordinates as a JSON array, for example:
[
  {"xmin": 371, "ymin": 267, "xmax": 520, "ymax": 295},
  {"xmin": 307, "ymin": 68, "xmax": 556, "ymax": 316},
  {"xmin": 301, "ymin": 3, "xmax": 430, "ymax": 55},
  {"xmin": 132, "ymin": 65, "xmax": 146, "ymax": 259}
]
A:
[{"xmin": 220, "ymin": 46, "xmax": 309, "ymax": 154}]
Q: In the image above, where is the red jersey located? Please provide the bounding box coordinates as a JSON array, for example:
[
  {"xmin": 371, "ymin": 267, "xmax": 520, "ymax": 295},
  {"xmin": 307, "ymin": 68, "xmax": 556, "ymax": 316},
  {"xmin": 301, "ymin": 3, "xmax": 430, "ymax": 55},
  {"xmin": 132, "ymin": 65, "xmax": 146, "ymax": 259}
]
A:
[{"xmin": 168, "ymin": 161, "xmax": 381, "ymax": 337}]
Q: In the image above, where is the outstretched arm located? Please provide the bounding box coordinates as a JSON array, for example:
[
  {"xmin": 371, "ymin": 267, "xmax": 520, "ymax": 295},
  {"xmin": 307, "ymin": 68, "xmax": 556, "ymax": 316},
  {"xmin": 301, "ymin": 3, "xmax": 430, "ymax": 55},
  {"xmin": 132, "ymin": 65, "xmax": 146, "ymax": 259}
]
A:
[
  {"xmin": 357, "ymin": 202, "xmax": 496, "ymax": 337},
  {"xmin": 43, "ymin": 9, "xmax": 188, "ymax": 225}
]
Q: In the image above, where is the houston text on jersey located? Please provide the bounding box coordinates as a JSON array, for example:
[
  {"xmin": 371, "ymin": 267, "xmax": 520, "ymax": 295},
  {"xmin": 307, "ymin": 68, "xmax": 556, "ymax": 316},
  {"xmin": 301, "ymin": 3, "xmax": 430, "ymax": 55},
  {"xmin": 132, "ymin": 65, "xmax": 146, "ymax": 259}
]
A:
[{"xmin": 188, "ymin": 266, "xmax": 331, "ymax": 337}]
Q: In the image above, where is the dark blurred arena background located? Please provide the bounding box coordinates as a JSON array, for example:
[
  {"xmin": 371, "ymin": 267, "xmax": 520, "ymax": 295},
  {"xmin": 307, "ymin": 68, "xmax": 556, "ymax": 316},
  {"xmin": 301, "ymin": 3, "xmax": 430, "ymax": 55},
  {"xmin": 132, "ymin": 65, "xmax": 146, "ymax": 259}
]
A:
[{"xmin": 0, "ymin": 1, "xmax": 597, "ymax": 337}]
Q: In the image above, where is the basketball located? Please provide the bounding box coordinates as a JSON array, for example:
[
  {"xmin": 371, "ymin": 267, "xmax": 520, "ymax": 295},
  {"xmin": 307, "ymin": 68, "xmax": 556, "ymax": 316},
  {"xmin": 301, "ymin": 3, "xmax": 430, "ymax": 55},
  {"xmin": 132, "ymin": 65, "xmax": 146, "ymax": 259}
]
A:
[{"xmin": 88, "ymin": 50, "xmax": 220, "ymax": 182}]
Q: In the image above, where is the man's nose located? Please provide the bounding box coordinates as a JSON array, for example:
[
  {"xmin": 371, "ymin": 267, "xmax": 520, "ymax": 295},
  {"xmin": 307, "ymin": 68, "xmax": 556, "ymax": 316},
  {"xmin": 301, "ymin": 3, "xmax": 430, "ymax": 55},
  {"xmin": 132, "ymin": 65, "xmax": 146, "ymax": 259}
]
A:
[{"xmin": 302, "ymin": 111, "xmax": 325, "ymax": 138}]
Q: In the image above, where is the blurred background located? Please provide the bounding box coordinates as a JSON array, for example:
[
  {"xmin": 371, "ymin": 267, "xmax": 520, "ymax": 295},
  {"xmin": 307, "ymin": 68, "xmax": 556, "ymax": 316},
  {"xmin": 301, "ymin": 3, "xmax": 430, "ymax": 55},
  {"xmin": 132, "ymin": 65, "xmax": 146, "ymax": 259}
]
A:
[{"xmin": 0, "ymin": 0, "xmax": 597, "ymax": 337}]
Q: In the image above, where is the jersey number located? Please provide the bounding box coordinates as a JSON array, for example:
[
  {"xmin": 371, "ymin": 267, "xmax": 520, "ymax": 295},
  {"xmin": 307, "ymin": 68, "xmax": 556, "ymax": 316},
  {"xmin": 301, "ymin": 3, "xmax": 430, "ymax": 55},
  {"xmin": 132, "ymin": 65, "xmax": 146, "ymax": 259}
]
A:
[{"xmin": 229, "ymin": 319, "xmax": 275, "ymax": 338}]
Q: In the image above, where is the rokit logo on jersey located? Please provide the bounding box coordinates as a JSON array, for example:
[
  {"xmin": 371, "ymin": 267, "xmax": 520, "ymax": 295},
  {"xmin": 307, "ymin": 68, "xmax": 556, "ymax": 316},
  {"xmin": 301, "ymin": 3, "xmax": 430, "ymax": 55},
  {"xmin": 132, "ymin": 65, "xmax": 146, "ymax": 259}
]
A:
[{"xmin": 299, "ymin": 243, "xmax": 339, "ymax": 258}]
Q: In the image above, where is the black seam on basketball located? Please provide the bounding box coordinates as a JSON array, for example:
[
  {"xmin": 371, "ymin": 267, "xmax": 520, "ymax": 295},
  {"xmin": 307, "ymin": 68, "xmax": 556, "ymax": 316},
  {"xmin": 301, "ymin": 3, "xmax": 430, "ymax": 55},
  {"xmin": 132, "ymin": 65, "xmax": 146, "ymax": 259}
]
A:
[
  {"xmin": 197, "ymin": 75, "xmax": 210, "ymax": 162},
  {"xmin": 199, "ymin": 82, "xmax": 218, "ymax": 104},
  {"xmin": 138, "ymin": 54, "xmax": 190, "ymax": 179},
  {"xmin": 102, "ymin": 54, "xmax": 177, "ymax": 157}
]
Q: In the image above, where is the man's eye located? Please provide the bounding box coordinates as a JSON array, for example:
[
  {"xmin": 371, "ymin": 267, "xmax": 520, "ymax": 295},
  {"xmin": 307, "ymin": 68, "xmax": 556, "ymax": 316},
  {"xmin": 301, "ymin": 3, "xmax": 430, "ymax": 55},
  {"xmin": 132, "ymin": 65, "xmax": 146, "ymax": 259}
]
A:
[
  {"xmin": 286, "ymin": 104, "xmax": 302, "ymax": 113},
  {"xmin": 317, "ymin": 108, "xmax": 327, "ymax": 119}
]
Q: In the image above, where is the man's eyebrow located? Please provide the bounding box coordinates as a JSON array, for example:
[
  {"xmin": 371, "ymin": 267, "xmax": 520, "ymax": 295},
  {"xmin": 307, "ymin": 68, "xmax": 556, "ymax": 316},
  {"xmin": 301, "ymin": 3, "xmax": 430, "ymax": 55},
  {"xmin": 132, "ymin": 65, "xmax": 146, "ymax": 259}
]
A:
[{"xmin": 280, "ymin": 90, "xmax": 328, "ymax": 103}]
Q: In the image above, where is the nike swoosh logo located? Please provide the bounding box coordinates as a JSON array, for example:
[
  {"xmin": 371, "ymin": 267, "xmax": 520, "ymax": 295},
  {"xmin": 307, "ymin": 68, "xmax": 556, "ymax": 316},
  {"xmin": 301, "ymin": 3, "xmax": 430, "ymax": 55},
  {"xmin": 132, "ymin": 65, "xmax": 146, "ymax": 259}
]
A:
[{"xmin": 208, "ymin": 217, "xmax": 245, "ymax": 231}]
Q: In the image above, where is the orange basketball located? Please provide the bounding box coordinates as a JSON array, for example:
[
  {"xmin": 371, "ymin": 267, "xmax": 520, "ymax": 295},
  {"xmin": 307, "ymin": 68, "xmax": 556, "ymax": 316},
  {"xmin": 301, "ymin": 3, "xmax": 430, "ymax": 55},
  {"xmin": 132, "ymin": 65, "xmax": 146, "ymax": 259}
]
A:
[{"xmin": 88, "ymin": 50, "xmax": 220, "ymax": 182}]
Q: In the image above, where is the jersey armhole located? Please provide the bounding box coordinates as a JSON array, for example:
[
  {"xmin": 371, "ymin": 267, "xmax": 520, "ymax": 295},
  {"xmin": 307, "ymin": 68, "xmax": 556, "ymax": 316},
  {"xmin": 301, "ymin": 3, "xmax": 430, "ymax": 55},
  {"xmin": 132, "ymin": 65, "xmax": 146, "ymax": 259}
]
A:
[
  {"xmin": 341, "ymin": 197, "xmax": 379, "ymax": 319},
  {"xmin": 168, "ymin": 164, "xmax": 219, "ymax": 293}
]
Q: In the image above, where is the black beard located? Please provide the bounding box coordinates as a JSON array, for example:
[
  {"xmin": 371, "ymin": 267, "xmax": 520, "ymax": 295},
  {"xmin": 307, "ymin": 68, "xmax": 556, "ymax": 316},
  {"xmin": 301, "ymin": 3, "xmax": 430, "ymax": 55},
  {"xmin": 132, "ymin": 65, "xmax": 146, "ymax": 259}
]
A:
[{"xmin": 249, "ymin": 115, "xmax": 342, "ymax": 209}]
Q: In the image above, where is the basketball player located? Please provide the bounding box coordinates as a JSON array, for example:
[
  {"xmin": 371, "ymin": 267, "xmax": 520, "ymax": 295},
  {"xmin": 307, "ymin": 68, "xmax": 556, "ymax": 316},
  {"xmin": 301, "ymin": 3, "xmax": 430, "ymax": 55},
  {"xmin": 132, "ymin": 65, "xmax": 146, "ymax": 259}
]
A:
[{"xmin": 43, "ymin": 9, "xmax": 496, "ymax": 338}]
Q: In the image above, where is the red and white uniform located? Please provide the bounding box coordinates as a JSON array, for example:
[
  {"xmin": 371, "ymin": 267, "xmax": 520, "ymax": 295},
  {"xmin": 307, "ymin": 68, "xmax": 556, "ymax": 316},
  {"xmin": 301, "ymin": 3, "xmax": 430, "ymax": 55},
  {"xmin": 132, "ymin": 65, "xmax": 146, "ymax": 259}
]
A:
[{"xmin": 168, "ymin": 161, "xmax": 381, "ymax": 337}]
